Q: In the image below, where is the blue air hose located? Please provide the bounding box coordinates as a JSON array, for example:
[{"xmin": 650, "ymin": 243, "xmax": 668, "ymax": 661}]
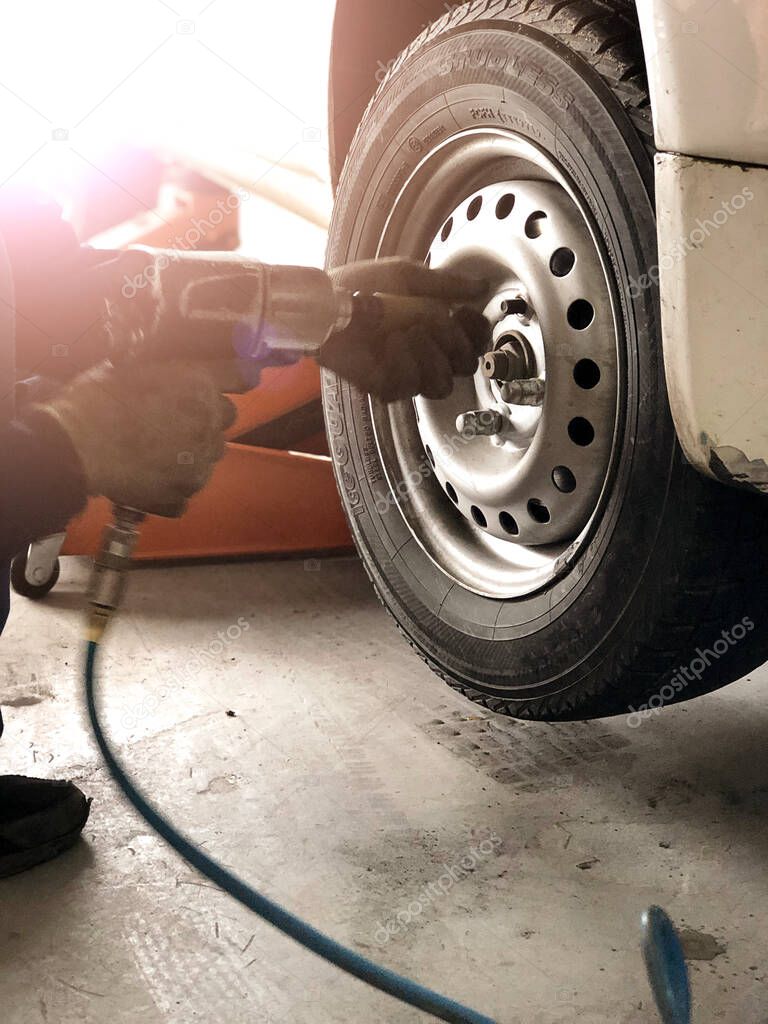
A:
[{"xmin": 84, "ymin": 639, "xmax": 498, "ymax": 1024}]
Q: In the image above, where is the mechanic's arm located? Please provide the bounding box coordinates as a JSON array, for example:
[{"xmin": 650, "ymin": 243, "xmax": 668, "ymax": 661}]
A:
[
  {"xmin": 0, "ymin": 259, "xmax": 489, "ymax": 563},
  {"xmin": 0, "ymin": 412, "xmax": 87, "ymax": 563}
]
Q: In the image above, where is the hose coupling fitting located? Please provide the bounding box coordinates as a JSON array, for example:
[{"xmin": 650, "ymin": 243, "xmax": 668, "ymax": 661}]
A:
[{"xmin": 86, "ymin": 506, "xmax": 145, "ymax": 642}]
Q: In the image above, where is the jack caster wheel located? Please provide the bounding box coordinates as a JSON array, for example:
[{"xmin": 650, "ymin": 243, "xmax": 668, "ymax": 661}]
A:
[{"xmin": 11, "ymin": 550, "xmax": 61, "ymax": 600}]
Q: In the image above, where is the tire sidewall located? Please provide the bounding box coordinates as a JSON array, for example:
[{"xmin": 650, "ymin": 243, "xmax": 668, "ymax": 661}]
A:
[{"xmin": 325, "ymin": 17, "xmax": 676, "ymax": 700}]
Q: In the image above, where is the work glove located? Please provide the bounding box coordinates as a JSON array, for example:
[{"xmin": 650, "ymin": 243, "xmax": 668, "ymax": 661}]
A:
[
  {"xmin": 35, "ymin": 359, "xmax": 239, "ymax": 517},
  {"xmin": 318, "ymin": 258, "xmax": 492, "ymax": 402}
]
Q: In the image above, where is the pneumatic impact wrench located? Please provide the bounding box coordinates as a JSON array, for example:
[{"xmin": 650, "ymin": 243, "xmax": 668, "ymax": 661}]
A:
[{"xmin": 85, "ymin": 249, "xmax": 461, "ymax": 639}]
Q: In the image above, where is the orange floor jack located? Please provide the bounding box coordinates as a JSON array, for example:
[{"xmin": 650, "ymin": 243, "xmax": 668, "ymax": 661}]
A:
[{"xmin": 11, "ymin": 167, "xmax": 351, "ymax": 600}]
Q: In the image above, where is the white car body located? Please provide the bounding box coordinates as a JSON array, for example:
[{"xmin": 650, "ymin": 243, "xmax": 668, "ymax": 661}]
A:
[{"xmin": 637, "ymin": 0, "xmax": 768, "ymax": 490}]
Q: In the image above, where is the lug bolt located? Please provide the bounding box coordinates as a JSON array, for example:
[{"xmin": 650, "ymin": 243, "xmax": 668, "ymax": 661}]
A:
[
  {"xmin": 456, "ymin": 409, "xmax": 504, "ymax": 437},
  {"xmin": 500, "ymin": 297, "xmax": 529, "ymax": 317},
  {"xmin": 500, "ymin": 378, "xmax": 545, "ymax": 406}
]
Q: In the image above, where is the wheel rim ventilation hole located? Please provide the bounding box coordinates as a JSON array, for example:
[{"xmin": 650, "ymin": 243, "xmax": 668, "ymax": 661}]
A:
[{"xmin": 427, "ymin": 190, "xmax": 606, "ymax": 538}]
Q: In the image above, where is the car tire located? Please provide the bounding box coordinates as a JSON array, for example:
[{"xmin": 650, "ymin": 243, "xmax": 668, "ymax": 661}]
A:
[{"xmin": 323, "ymin": 0, "xmax": 768, "ymax": 720}]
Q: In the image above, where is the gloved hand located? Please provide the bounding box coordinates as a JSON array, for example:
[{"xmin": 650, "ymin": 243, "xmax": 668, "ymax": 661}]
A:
[
  {"xmin": 319, "ymin": 258, "xmax": 492, "ymax": 402},
  {"xmin": 35, "ymin": 360, "xmax": 239, "ymax": 517}
]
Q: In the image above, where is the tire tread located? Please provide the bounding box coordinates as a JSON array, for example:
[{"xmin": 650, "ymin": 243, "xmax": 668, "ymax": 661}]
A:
[{"xmin": 340, "ymin": 0, "xmax": 653, "ymax": 181}]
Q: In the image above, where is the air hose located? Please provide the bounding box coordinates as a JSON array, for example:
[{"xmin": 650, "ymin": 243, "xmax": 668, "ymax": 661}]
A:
[
  {"xmin": 84, "ymin": 507, "xmax": 691, "ymax": 1024},
  {"xmin": 84, "ymin": 638, "xmax": 498, "ymax": 1024}
]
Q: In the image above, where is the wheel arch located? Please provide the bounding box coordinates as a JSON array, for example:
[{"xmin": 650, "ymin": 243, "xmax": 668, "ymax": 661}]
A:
[{"xmin": 328, "ymin": 0, "xmax": 464, "ymax": 189}]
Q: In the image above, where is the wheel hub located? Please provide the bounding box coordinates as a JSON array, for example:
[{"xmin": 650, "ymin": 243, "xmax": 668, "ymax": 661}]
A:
[{"xmin": 413, "ymin": 178, "xmax": 618, "ymax": 546}]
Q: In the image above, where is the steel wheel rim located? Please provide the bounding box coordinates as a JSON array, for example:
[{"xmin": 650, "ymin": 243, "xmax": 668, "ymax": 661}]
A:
[{"xmin": 370, "ymin": 129, "xmax": 623, "ymax": 599}]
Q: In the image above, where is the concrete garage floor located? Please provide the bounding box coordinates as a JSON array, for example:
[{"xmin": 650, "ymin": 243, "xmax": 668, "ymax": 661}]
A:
[{"xmin": 1, "ymin": 555, "xmax": 766, "ymax": 1024}]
